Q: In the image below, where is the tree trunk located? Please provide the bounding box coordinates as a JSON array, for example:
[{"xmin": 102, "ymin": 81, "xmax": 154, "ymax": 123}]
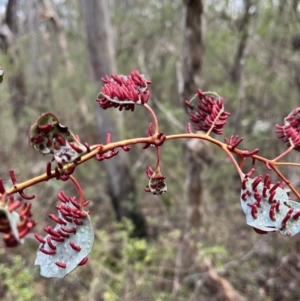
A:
[
  {"xmin": 80, "ymin": 0, "xmax": 147, "ymax": 237},
  {"xmin": 41, "ymin": 0, "xmax": 74, "ymax": 74},
  {"xmin": 4, "ymin": 0, "xmax": 18, "ymax": 34},
  {"xmin": 0, "ymin": 0, "xmax": 26, "ymax": 123},
  {"xmin": 181, "ymin": 0, "xmax": 212, "ymax": 229},
  {"xmin": 230, "ymin": 0, "xmax": 252, "ymax": 135},
  {"xmin": 230, "ymin": 0, "xmax": 252, "ymax": 84},
  {"xmin": 181, "ymin": 0, "xmax": 205, "ymax": 102}
]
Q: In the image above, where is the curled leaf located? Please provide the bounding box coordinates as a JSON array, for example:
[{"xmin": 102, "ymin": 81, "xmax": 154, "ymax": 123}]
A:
[
  {"xmin": 145, "ymin": 166, "xmax": 167, "ymax": 195},
  {"xmin": 29, "ymin": 113, "xmax": 87, "ymax": 165}
]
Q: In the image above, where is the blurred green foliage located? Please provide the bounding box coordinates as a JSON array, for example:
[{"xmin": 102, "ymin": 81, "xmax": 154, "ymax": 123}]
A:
[{"xmin": 0, "ymin": 254, "xmax": 34, "ymax": 301}]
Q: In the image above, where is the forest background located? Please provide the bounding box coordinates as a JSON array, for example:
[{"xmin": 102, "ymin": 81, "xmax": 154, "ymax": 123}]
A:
[{"xmin": 1, "ymin": 0, "xmax": 300, "ymax": 300}]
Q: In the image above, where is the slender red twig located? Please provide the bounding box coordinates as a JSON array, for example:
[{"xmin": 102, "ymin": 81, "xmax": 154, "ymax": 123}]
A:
[{"xmin": 69, "ymin": 175, "xmax": 84, "ymax": 211}]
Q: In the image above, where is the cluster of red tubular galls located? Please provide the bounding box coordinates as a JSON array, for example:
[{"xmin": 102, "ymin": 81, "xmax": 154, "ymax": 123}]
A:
[
  {"xmin": 185, "ymin": 90, "xmax": 230, "ymax": 135},
  {"xmin": 276, "ymin": 108, "xmax": 300, "ymax": 151},
  {"xmin": 97, "ymin": 70, "xmax": 151, "ymax": 111}
]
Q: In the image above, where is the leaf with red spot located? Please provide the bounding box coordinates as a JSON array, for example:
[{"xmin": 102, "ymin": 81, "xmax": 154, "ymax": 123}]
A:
[
  {"xmin": 240, "ymin": 175, "xmax": 300, "ymax": 236},
  {"xmin": 29, "ymin": 112, "xmax": 87, "ymax": 165},
  {"xmin": 34, "ymin": 199, "xmax": 94, "ymax": 278}
]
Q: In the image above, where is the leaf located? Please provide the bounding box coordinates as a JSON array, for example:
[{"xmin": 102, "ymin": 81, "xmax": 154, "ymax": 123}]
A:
[
  {"xmin": 34, "ymin": 201, "xmax": 94, "ymax": 278},
  {"xmin": 240, "ymin": 176, "xmax": 300, "ymax": 236},
  {"xmin": 0, "ymin": 206, "xmax": 21, "ymax": 243},
  {"xmin": 148, "ymin": 170, "xmax": 167, "ymax": 195},
  {"xmin": 29, "ymin": 112, "xmax": 87, "ymax": 164}
]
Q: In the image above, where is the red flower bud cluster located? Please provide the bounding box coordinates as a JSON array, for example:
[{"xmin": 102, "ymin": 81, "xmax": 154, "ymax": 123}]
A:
[
  {"xmin": 185, "ymin": 90, "xmax": 230, "ymax": 135},
  {"xmin": 97, "ymin": 70, "xmax": 151, "ymax": 111},
  {"xmin": 0, "ymin": 194, "xmax": 36, "ymax": 247},
  {"xmin": 276, "ymin": 108, "xmax": 300, "ymax": 151},
  {"xmin": 224, "ymin": 135, "xmax": 244, "ymax": 149}
]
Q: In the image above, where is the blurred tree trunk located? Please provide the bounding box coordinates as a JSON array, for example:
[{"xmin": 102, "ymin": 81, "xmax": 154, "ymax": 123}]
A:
[
  {"xmin": 80, "ymin": 0, "xmax": 147, "ymax": 237},
  {"xmin": 41, "ymin": 0, "xmax": 74, "ymax": 74},
  {"xmin": 182, "ymin": 0, "xmax": 205, "ymax": 103},
  {"xmin": 291, "ymin": 4, "xmax": 300, "ymax": 93},
  {"xmin": 0, "ymin": 0, "xmax": 26, "ymax": 123},
  {"xmin": 24, "ymin": 0, "xmax": 41, "ymax": 77},
  {"xmin": 39, "ymin": 0, "xmax": 75, "ymax": 109},
  {"xmin": 231, "ymin": 0, "xmax": 252, "ymax": 133},
  {"xmin": 179, "ymin": 3, "xmax": 248, "ymax": 300},
  {"xmin": 181, "ymin": 0, "xmax": 212, "ymax": 229},
  {"xmin": 230, "ymin": 0, "xmax": 252, "ymax": 84},
  {"xmin": 23, "ymin": 0, "xmax": 47, "ymax": 113}
]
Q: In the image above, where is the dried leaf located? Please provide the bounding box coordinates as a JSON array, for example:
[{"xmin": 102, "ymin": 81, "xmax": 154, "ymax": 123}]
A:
[{"xmin": 29, "ymin": 112, "xmax": 87, "ymax": 164}]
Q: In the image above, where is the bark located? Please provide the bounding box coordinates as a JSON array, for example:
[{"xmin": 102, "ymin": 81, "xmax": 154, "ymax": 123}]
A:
[
  {"xmin": 4, "ymin": 0, "xmax": 18, "ymax": 34},
  {"xmin": 291, "ymin": 10, "xmax": 300, "ymax": 93},
  {"xmin": 24, "ymin": 0, "xmax": 42, "ymax": 79},
  {"xmin": 181, "ymin": 0, "xmax": 212, "ymax": 228},
  {"xmin": 293, "ymin": 0, "xmax": 300, "ymax": 22},
  {"xmin": 0, "ymin": 0, "xmax": 26, "ymax": 123},
  {"xmin": 40, "ymin": 0, "xmax": 74, "ymax": 74},
  {"xmin": 230, "ymin": 0, "xmax": 252, "ymax": 84},
  {"xmin": 294, "ymin": 71, "xmax": 300, "ymax": 97},
  {"xmin": 80, "ymin": 0, "xmax": 147, "ymax": 237},
  {"xmin": 181, "ymin": 0, "xmax": 205, "ymax": 102},
  {"xmin": 185, "ymin": 138, "xmax": 212, "ymax": 227}
]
